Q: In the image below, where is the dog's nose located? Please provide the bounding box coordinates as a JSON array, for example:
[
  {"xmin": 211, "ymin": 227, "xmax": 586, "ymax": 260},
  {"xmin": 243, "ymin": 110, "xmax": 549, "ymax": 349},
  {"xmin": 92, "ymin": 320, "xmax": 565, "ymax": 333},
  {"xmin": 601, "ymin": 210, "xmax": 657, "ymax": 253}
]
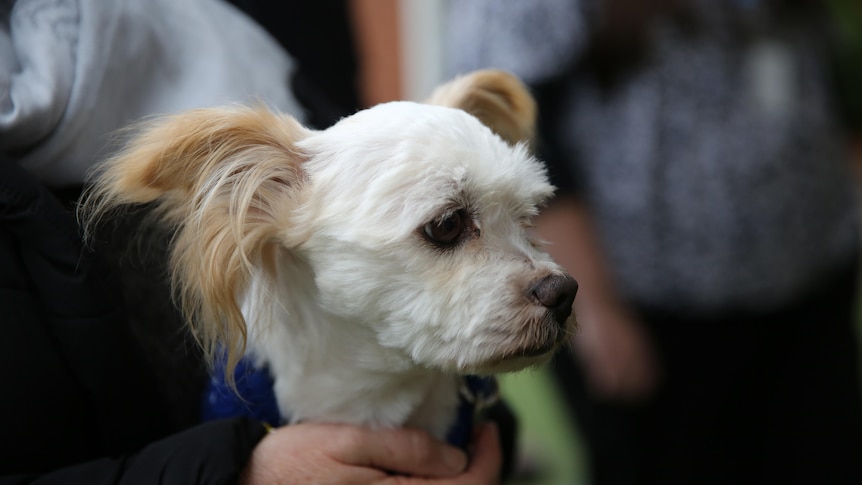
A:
[{"xmin": 529, "ymin": 274, "xmax": 578, "ymax": 324}]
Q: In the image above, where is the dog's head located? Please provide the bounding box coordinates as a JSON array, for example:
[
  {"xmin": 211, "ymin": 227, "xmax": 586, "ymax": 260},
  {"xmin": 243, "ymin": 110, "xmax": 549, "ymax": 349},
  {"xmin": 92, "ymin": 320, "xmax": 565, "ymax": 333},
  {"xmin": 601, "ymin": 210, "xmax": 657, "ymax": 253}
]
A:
[{"xmin": 82, "ymin": 70, "xmax": 576, "ymax": 376}]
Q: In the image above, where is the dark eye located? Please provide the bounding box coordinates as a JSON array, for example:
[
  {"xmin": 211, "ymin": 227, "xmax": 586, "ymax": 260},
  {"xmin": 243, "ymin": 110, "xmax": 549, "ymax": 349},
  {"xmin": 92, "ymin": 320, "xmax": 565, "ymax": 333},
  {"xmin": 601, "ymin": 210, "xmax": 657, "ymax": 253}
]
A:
[{"xmin": 424, "ymin": 209, "xmax": 466, "ymax": 246}]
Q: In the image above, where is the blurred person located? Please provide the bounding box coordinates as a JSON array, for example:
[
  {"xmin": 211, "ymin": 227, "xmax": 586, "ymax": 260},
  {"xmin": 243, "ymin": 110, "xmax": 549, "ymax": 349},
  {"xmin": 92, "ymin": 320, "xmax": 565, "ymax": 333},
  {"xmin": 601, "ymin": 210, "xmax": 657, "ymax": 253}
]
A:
[{"xmin": 446, "ymin": 1, "xmax": 862, "ymax": 484}]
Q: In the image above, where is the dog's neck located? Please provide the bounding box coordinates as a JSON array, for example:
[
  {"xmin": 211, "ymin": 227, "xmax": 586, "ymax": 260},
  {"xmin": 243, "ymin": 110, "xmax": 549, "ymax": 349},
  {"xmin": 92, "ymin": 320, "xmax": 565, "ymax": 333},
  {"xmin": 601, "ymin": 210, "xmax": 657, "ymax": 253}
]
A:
[{"xmin": 242, "ymin": 256, "xmax": 462, "ymax": 438}]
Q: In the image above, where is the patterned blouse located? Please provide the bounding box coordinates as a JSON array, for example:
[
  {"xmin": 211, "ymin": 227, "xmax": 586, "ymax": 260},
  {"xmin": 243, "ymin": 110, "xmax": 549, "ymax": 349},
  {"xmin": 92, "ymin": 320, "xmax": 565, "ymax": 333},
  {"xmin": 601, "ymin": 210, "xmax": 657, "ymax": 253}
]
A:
[{"xmin": 446, "ymin": 0, "xmax": 859, "ymax": 313}]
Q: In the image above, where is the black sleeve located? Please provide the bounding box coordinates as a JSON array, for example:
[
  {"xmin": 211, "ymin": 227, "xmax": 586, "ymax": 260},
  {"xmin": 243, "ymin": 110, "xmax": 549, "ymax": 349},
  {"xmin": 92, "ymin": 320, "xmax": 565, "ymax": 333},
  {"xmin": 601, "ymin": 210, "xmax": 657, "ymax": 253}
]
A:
[
  {"xmin": 0, "ymin": 160, "xmax": 173, "ymax": 455},
  {"xmin": 0, "ymin": 162, "xmax": 267, "ymax": 484},
  {"xmin": 1, "ymin": 418, "xmax": 268, "ymax": 485}
]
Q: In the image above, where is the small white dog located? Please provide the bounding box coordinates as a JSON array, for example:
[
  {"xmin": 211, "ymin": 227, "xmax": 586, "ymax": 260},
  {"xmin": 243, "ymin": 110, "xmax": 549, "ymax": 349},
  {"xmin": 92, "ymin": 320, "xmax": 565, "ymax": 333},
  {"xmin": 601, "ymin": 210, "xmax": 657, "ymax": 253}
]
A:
[{"xmin": 83, "ymin": 70, "xmax": 577, "ymax": 442}]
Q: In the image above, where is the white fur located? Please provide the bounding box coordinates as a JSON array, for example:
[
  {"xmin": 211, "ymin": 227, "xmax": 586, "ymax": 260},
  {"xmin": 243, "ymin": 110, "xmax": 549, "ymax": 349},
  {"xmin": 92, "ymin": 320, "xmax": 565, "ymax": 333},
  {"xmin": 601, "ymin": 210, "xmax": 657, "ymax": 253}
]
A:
[
  {"xmin": 242, "ymin": 102, "xmax": 571, "ymax": 437},
  {"xmin": 84, "ymin": 72, "xmax": 576, "ymax": 440}
]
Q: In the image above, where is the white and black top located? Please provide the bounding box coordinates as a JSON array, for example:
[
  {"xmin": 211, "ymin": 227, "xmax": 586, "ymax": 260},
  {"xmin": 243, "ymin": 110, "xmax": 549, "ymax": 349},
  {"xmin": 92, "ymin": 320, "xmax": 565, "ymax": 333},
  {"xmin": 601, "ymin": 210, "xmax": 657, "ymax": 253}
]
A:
[{"xmin": 446, "ymin": 0, "xmax": 860, "ymax": 314}]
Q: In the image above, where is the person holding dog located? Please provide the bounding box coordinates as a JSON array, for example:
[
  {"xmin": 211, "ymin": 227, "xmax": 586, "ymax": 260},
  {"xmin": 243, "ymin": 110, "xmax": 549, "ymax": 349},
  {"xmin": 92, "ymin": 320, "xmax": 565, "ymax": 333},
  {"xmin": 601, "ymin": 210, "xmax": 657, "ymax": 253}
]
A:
[
  {"xmin": 0, "ymin": 154, "xmax": 504, "ymax": 485},
  {"xmin": 0, "ymin": 1, "xmax": 506, "ymax": 483}
]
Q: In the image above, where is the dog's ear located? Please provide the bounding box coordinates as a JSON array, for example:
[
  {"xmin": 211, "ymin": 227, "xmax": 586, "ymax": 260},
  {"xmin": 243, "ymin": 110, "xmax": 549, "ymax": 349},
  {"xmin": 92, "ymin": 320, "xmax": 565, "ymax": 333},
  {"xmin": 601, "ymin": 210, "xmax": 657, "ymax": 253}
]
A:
[
  {"xmin": 81, "ymin": 106, "xmax": 311, "ymax": 375},
  {"xmin": 425, "ymin": 69, "xmax": 537, "ymax": 147}
]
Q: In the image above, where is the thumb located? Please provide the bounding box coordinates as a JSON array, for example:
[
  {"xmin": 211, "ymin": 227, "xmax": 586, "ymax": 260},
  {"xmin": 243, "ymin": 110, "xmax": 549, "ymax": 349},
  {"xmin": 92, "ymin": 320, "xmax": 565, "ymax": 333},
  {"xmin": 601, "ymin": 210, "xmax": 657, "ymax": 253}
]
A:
[{"xmin": 340, "ymin": 427, "xmax": 468, "ymax": 478}]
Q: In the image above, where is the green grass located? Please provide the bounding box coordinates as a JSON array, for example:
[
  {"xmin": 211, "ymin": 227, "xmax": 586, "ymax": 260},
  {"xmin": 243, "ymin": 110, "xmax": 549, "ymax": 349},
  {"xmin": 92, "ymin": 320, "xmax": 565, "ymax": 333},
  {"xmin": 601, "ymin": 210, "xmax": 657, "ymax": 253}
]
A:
[{"xmin": 500, "ymin": 366, "xmax": 586, "ymax": 485}]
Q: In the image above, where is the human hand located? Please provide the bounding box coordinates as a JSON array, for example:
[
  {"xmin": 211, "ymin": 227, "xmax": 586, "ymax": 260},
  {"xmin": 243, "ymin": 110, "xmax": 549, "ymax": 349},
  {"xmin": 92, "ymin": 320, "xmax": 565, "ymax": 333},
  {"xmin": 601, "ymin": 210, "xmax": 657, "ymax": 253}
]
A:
[
  {"xmin": 240, "ymin": 421, "xmax": 501, "ymax": 484},
  {"xmin": 572, "ymin": 304, "xmax": 660, "ymax": 401}
]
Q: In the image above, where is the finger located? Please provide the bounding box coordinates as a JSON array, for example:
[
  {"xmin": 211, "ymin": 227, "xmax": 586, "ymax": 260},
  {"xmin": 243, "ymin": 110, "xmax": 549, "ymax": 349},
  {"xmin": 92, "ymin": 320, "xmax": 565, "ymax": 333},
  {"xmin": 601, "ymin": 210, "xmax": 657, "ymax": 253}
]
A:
[
  {"xmin": 378, "ymin": 424, "xmax": 503, "ymax": 485},
  {"xmin": 332, "ymin": 426, "xmax": 468, "ymax": 478},
  {"xmin": 460, "ymin": 422, "xmax": 502, "ymax": 483}
]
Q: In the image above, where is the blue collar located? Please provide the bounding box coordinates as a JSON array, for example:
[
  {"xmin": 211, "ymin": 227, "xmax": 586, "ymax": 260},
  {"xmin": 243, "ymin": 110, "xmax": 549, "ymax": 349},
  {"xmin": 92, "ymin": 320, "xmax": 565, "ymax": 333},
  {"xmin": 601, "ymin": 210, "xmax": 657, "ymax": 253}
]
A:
[
  {"xmin": 201, "ymin": 357, "xmax": 499, "ymax": 448},
  {"xmin": 201, "ymin": 355, "xmax": 282, "ymax": 426},
  {"xmin": 445, "ymin": 375, "xmax": 499, "ymax": 448}
]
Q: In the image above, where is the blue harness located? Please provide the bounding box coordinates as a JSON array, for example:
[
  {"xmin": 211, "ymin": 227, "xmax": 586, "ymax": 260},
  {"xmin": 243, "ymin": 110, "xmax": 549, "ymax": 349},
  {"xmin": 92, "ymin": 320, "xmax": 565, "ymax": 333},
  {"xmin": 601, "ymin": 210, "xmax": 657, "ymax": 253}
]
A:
[{"xmin": 201, "ymin": 357, "xmax": 498, "ymax": 449}]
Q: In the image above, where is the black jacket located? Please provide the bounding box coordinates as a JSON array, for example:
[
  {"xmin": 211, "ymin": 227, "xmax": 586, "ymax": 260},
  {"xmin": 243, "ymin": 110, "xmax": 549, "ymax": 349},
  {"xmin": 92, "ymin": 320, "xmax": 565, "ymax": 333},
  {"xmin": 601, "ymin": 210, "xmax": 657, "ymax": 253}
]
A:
[{"xmin": 0, "ymin": 160, "xmax": 267, "ymax": 484}]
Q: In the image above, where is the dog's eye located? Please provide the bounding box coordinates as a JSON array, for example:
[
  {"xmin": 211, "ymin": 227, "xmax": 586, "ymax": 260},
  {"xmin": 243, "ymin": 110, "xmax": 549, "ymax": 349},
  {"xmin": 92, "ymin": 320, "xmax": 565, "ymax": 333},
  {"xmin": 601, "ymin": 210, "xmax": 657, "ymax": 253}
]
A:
[{"xmin": 424, "ymin": 210, "xmax": 467, "ymax": 246}]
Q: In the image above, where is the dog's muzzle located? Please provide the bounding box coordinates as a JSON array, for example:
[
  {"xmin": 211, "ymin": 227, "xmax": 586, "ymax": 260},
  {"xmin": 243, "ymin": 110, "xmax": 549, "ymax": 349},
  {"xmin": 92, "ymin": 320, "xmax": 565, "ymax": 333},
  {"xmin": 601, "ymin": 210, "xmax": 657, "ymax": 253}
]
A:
[{"xmin": 528, "ymin": 273, "xmax": 578, "ymax": 325}]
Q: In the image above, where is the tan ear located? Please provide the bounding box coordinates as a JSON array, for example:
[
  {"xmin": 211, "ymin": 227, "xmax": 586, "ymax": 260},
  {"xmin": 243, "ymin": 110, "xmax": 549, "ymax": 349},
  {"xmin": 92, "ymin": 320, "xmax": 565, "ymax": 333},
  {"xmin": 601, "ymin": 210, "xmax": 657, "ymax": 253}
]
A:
[
  {"xmin": 425, "ymin": 69, "xmax": 537, "ymax": 147},
  {"xmin": 81, "ymin": 106, "xmax": 311, "ymax": 377},
  {"xmin": 85, "ymin": 106, "xmax": 310, "ymax": 205}
]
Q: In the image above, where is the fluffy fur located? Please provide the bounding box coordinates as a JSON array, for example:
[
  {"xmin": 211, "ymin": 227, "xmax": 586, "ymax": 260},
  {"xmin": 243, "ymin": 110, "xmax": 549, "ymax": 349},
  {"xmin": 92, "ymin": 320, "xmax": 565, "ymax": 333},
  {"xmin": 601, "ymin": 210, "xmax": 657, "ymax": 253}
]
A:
[{"xmin": 81, "ymin": 70, "xmax": 577, "ymax": 439}]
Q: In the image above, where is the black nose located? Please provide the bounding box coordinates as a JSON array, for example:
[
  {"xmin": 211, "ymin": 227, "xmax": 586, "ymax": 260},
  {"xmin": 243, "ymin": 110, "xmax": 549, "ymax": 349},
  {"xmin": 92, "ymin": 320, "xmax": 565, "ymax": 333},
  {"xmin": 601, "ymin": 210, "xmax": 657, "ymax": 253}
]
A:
[{"xmin": 529, "ymin": 274, "xmax": 578, "ymax": 324}]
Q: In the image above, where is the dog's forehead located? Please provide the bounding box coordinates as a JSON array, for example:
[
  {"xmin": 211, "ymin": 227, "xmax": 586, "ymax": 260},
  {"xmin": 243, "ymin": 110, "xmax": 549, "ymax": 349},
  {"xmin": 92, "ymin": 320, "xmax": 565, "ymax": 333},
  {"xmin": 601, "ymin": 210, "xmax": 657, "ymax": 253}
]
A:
[
  {"xmin": 299, "ymin": 102, "xmax": 553, "ymax": 211},
  {"xmin": 292, "ymin": 102, "xmax": 554, "ymax": 244}
]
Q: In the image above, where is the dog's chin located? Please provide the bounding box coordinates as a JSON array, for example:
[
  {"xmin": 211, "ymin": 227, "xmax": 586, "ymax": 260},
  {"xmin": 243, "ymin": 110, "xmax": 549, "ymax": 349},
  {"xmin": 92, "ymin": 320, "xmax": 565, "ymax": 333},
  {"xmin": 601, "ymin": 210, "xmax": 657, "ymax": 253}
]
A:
[
  {"xmin": 455, "ymin": 320, "xmax": 574, "ymax": 375},
  {"xmin": 463, "ymin": 347, "xmax": 558, "ymax": 375}
]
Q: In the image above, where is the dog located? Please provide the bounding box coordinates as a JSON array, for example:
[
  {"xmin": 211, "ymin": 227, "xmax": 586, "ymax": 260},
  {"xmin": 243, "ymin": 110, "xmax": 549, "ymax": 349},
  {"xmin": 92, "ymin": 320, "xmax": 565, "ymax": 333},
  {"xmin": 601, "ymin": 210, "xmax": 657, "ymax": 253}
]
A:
[{"xmin": 81, "ymin": 69, "xmax": 577, "ymax": 443}]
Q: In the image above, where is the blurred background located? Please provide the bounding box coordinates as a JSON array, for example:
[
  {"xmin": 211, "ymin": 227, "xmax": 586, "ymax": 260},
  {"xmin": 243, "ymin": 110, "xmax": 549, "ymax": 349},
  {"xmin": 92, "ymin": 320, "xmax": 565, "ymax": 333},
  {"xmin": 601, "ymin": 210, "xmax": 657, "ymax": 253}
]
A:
[{"xmin": 350, "ymin": 1, "xmax": 862, "ymax": 483}]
